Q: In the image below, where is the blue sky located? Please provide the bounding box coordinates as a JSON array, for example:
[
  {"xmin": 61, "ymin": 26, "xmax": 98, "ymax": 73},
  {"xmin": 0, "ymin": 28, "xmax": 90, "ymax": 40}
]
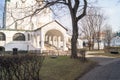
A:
[
  {"xmin": 57, "ymin": 0, "xmax": 120, "ymax": 32},
  {"xmin": 0, "ymin": 0, "xmax": 120, "ymax": 31},
  {"xmin": 0, "ymin": 0, "xmax": 4, "ymax": 27},
  {"xmin": 96, "ymin": 0, "xmax": 120, "ymax": 31}
]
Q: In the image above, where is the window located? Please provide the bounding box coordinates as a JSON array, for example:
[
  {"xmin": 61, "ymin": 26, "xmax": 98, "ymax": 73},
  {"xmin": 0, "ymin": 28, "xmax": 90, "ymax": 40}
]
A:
[
  {"xmin": 13, "ymin": 33, "xmax": 25, "ymax": 41},
  {"xmin": 0, "ymin": 32, "xmax": 6, "ymax": 41}
]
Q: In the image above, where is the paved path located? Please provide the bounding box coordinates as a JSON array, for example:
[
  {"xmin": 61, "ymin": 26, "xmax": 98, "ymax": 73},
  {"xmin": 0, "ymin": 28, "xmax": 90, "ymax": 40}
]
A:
[
  {"xmin": 79, "ymin": 59, "xmax": 120, "ymax": 80},
  {"xmin": 87, "ymin": 56, "xmax": 120, "ymax": 66},
  {"xmin": 86, "ymin": 51, "xmax": 120, "ymax": 66}
]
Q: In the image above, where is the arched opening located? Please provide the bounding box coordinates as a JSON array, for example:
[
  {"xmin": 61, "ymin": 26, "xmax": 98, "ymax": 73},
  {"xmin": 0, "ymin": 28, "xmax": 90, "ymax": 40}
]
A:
[
  {"xmin": 45, "ymin": 29, "xmax": 64, "ymax": 49},
  {"xmin": 0, "ymin": 46, "xmax": 5, "ymax": 52},
  {"xmin": 0, "ymin": 32, "xmax": 6, "ymax": 41},
  {"xmin": 13, "ymin": 33, "xmax": 25, "ymax": 41}
]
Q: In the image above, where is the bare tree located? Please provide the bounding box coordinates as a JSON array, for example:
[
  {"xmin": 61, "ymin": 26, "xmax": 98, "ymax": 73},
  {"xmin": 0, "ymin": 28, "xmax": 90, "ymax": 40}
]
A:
[
  {"xmin": 94, "ymin": 11, "xmax": 105, "ymax": 50},
  {"xmin": 80, "ymin": 15, "xmax": 95, "ymax": 50},
  {"xmin": 104, "ymin": 25, "xmax": 113, "ymax": 47},
  {"xmin": 80, "ymin": 7, "xmax": 106, "ymax": 50},
  {"xmin": 49, "ymin": 0, "xmax": 88, "ymax": 58},
  {"xmin": 65, "ymin": 0, "xmax": 87, "ymax": 58}
]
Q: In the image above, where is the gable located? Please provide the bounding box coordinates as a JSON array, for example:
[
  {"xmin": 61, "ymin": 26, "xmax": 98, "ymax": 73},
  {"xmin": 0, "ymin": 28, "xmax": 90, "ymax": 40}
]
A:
[{"xmin": 35, "ymin": 20, "xmax": 68, "ymax": 31}]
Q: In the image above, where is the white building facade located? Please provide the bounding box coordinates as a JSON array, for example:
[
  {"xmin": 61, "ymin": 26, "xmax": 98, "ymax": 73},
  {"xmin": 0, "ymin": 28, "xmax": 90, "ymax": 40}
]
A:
[
  {"xmin": 0, "ymin": 0, "xmax": 69, "ymax": 52},
  {"xmin": 111, "ymin": 36, "xmax": 120, "ymax": 47}
]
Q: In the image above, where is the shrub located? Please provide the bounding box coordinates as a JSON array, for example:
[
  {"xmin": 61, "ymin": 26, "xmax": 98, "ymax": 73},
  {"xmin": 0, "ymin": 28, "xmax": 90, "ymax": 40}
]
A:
[
  {"xmin": 104, "ymin": 46, "xmax": 120, "ymax": 54},
  {"xmin": 78, "ymin": 48, "xmax": 86, "ymax": 61},
  {"xmin": 0, "ymin": 54, "xmax": 44, "ymax": 80}
]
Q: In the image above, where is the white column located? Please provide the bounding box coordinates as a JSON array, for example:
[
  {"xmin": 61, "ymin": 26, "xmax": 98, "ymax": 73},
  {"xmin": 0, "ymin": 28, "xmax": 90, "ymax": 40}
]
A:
[
  {"xmin": 45, "ymin": 35, "xmax": 48, "ymax": 42},
  {"xmin": 52, "ymin": 36, "xmax": 55, "ymax": 46},
  {"xmin": 40, "ymin": 29, "xmax": 45, "ymax": 52},
  {"xmin": 26, "ymin": 33, "xmax": 29, "ymax": 51},
  {"xmin": 63, "ymin": 35, "xmax": 67, "ymax": 51},
  {"xmin": 35, "ymin": 34, "xmax": 38, "ymax": 48},
  {"xmin": 57, "ymin": 36, "xmax": 61, "ymax": 49},
  {"xmin": 33, "ymin": 34, "xmax": 36, "ymax": 47},
  {"xmin": 54, "ymin": 36, "xmax": 57, "ymax": 47},
  {"xmin": 37, "ymin": 35, "xmax": 40, "ymax": 48},
  {"xmin": 48, "ymin": 36, "xmax": 50, "ymax": 44},
  {"xmin": 51, "ymin": 36, "xmax": 53, "ymax": 45}
]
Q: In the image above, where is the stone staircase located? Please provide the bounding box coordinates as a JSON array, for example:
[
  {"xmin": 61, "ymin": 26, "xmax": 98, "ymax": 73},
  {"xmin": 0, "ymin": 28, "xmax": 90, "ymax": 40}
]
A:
[
  {"xmin": 45, "ymin": 43, "xmax": 57, "ymax": 51},
  {"xmin": 44, "ymin": 43, "xmax": 70, "ymax": 56}
]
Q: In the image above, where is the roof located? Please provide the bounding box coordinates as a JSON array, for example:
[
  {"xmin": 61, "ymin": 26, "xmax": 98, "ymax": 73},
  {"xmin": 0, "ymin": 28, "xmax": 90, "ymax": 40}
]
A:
[{"xmin": 35, "ymin": 20, "xmax": 68, "ymax": 31}]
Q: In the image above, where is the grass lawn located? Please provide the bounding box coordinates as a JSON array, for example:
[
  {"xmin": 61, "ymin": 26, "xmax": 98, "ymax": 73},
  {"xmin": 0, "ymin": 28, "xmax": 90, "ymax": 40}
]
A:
[{"xmin": 40, "ymin": 56, "xmax": 96, "ymax": 80}]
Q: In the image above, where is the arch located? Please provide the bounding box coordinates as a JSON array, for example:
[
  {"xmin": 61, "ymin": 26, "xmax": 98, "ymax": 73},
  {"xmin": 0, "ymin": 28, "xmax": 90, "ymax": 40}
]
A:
[
  {"xmin": 45, "ymin": 29, "xmax": 64, "ymax": 48},
  {"xmin": 0, "ymin": 32, "xmax": 6, "ymax": 41},
  {"xmin": 0, "ymin": 46, "xmax": 5, "ymax": 52},
  {"xmin": 42, "ymin": 21, "xmax": 67, "ymax": 36},
  {"xmin": 40, "ymin": 22, "xmax": 68, "ymax": 51},
  {"xmin": 13, "ymin": 33, "xmax": 25, "ymax": 41},
  {"xmin": 45, "ymin": 29, "xmax": 64, "ymax": 39}
]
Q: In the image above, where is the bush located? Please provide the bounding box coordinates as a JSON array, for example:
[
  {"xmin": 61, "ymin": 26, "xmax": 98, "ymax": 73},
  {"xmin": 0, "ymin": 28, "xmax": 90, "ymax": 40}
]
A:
[
  {"xmin": 104, "ymin": 47, "xmax": 120, "ymax": 54},
  {"xmin": 78, "ymin": 48, "xmax": 86, "ymax": 61},
  {"xmin": 17, "ymin": 50, "xmax": 28, "ymax": 54},
  {"xmin": 0, "ymin": 54, "xmax": 44, "ymax": 80}
]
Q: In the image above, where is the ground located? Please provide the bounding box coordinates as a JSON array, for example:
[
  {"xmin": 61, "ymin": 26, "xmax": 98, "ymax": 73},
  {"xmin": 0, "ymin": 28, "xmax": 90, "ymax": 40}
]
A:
[
  {"xmin": 79, "ymin": 51, "xmax": 120, "ymax": 80},
  {"xmin": 79, "ymin": 59, "xmax": 120, "ymax": 80},
  {"xmin": 39, "ymin": 56, "xmax": 96, "ymax": 80}
]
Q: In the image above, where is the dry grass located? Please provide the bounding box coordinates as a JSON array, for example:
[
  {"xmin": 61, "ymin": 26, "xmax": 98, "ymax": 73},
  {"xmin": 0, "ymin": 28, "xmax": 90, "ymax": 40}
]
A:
[{"xmin": 40, "ymin": 56, "xmax": 96, "ymax": 80}]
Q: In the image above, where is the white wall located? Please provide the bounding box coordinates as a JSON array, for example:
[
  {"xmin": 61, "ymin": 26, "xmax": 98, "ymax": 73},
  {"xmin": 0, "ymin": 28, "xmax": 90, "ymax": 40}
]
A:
[
  {"xmin": 77, "ymin": 39, "xmax": 83, "ymax": 49},
  {"xmin": 6, "ymin": 0, "xmax": 52, "ymax": 30},
  {"xmin": 94, "ymin": 42, "xmax": 104, "ymax": 49},
  {"xmin": 111, "ymin": 36, "xmax": 120, "ymax": 47},
  {"xmin": 5, "ymin": 41, "xmax": 28, "ymax": 51},
  {"xmin": 0, "ymin": 30, "xmax": 37, "ymax": 51}
]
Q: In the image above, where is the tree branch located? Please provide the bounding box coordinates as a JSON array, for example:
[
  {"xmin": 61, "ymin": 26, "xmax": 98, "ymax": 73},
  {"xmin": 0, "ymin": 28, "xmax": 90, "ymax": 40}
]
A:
[
  {"xmin": 77, "ymin": 0, "xmax": 87, "ymax": 21},
  {"xmin": 74, "ymin": 0, "xmax": 80, "ymax": 15}
]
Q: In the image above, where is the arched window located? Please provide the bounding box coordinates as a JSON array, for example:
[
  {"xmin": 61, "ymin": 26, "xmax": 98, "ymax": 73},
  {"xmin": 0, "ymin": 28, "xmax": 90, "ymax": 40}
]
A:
[
  {"xmin": 0, "ymin": 32, "xmax": 6, "ymax": 41},
  {"xmin": 13, "ymin": 33, "xmax": 25, "ymax": 41}
]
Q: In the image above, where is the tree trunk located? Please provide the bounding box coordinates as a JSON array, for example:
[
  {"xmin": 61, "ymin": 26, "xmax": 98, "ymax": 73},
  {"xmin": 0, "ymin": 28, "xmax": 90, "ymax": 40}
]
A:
[
  {"xmin": 97, "ymin": 41, "xmax": 100, "ymax": 50},
  {"xmin": 88, "ymin": 41, "xmax": 91, "ymax": 50},
  {"xmin": 92, "ymin": 35, "xmax": 95, "ymax": 50},
  {"xmin": 71, "ymin": 21, "xmax": 78, "ymax": 58},
  {"xmin": 108, "ymin": 41, "xmax": 110, "ymax": 47},
  {"xmin": 88, "ymin": 40, "xmax": 92, "ymax": 50},
  {"xmin": 68, "ymin": 0, "xmax": 87, "ymax": 58},
  {"xmin": 97, "ymin": 32, "xmax": 100, "ymax": 50}
]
